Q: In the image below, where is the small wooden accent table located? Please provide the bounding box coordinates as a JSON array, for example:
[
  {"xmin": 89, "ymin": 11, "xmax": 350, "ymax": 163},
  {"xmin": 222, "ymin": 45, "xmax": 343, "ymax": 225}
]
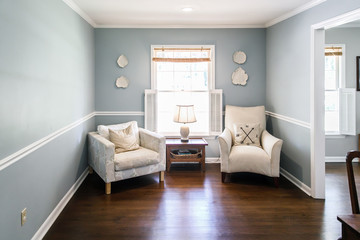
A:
[
  {"xmin": 337, "ymin": 215, "xmax": 360, "ymax": 240},
  {"xmin": 166, "ymin": 138, "xmax": 208, "ymax": 172}
]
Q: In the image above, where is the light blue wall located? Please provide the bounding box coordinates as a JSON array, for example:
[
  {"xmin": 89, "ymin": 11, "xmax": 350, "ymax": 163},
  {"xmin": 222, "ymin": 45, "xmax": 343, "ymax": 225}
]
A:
[
  {"xmin": 0, "ymin": 0, "xmax": 95, "ymax": 239},
  {"xmin": 95, "ymin": 28, "xmax": 266, "ymax": 111},
  {"xmin": 94, "ymin": 28, "xmax": 266, "ymax": 157},
  {"xmin": 266, "ymin": 0, "xmax": 360, "ymax": 186},
  {"xmin": 325, "ymin": 28, "xmax": 360, "ymax": 156}
]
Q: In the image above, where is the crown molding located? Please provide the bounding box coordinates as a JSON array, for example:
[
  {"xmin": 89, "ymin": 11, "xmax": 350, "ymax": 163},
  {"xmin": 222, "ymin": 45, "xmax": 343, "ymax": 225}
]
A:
[
  {"xmin": 63, "ymin": 0, "xmax": 326, "ymax": 29},
  {"xmin": 265, "ymin": 0, "xmax": 327, "ymax": 28},
  {"xmin": 62, "ymin": 0, "xmax": 97, "ymax": 27},
  {"xmin": 96, "ymin": 24, "xmax": 266, "ymax": 29}
]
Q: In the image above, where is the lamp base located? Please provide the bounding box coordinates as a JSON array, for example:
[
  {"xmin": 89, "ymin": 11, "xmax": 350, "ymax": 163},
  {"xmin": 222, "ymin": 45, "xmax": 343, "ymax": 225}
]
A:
[{"xmin": 180, "ymin": 125, "xmax": 190, "ymax": 142}]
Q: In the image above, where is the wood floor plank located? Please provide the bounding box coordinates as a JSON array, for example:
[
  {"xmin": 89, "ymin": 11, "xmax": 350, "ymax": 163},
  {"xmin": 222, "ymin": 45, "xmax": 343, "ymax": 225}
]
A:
[{"xmin": 44, "ymin": 163, "xmax": 358, "ymax": 240}]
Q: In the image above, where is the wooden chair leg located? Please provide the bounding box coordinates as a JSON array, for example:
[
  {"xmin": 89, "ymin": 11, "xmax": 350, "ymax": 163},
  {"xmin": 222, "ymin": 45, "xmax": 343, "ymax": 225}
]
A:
[
  {"xmin": 221, "ymin": 172, "xmax": 228, "ymax": 183},
  {"xmin": 105, "ymin": 182, "xmax": 111, "ymax": 195},
  {"xmin": 273, "ymin": 177, "xmax": 280, "ymax": 187},
  {"xmin": 159, "ymin": 171, "xmax": 165, "ymax": 182},
  {"xmin": 89, "ymin": 166, "xmax": 93, "ymax": 174}
]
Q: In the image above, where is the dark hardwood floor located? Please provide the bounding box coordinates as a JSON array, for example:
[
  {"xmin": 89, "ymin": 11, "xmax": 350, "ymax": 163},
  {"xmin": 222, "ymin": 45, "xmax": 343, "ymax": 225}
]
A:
[{"xmin": 44, "ymin": 163, "xmax": 359, "ymax": 240}]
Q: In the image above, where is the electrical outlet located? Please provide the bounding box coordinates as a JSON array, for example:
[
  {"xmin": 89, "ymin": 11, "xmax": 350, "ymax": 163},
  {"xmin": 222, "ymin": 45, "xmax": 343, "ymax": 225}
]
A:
[{"xmin": 21, "ymin": 208, "xmax": 27, "ymax": 226}]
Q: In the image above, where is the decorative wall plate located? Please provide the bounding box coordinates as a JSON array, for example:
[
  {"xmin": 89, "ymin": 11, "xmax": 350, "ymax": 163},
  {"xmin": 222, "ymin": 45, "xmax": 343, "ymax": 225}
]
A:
[
  {"xmin": 233, "ymin": 51, "xmax": 247, "ymax": 64},
  {"xmin": 116, "ymin": 76, "xmax": 129, "ymax": 88},
  {"xmin": 232, "ymin": 67, "xmax": 248, "ymax": 86},
  {"xmin": 117, "ymin": 55, "xmax": 128, "ymax": 68}
]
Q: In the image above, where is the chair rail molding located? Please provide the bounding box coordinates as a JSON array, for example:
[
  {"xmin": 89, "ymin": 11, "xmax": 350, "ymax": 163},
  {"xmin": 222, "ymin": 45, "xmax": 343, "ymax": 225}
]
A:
[
  {"xmin": 0, "ymin": 112, "xmax": 95, "ymax": 171},
  {"xmin": 265, "ymin": 111, "xmax": 310, "ymax": 129},
  {"xmin": 95, "ymin": 111, "xmax": 144, "ymax": 116},
  {"xmin": 0, "ymin": 111, "xmax": 147, "ymax": 171}
]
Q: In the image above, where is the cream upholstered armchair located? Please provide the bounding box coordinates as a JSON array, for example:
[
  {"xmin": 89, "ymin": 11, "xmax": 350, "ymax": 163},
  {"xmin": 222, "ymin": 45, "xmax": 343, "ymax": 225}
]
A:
[
  {"xmin": 218, "ymin": 105, "xmax": 283, "ymax": 185},
  {"xmin": 88, "ymin": 121, "xmax": 165, "ymax": 194}
]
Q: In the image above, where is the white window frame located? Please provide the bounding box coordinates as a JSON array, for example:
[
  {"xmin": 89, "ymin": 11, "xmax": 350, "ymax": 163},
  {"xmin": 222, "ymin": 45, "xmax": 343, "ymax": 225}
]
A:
[
  {"xmin": 324, "ymin": 44, "xmax": 356, "ymax": 136},
  {"xmin": 324, "ymin": 44, "xmax": 345, "ymax": 89},
  {"xmin": 324, "ymin": 44, "xmax": 344, "ymax": 135},
  {"xmin": 147, "ymin": 45, "xmax": 222, "ymax": 137},
  {"xmin": 151, "ymin": 45, "xmax": 215, "ymax": 90}
]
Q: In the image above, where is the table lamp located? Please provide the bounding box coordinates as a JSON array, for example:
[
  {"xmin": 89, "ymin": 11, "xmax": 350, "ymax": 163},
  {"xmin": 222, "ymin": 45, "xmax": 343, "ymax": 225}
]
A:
[{"xmin": 173, "ymin": 105, "xmax": 197, "ymax": 142}]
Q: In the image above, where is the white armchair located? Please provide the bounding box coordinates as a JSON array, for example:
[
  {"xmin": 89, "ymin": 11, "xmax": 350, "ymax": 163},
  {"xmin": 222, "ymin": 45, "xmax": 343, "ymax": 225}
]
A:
[
  {"xmin": 88, "ymin": 121, "xmax": 166, "ymax": 194},
  {"xmin": 218, "ymin": 105, "xmax": 283, "ymax": 185}
]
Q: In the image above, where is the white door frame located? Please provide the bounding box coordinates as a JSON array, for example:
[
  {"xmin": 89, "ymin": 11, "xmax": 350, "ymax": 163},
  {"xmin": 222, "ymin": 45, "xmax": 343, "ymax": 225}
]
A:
[{"xmin": 310, "ymin": 8, "xmax": 360, "ymax": 199}]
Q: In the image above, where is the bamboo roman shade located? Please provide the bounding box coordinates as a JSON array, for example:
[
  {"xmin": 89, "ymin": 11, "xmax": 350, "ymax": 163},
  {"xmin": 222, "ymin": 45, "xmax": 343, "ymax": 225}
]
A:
[
  {"xmin": 152, "ymin": 47, "xmax": 211, "ymax": 63},
  {"xmin": 325, "ymin": 46, "xmax": 343, "ymax": 56}
]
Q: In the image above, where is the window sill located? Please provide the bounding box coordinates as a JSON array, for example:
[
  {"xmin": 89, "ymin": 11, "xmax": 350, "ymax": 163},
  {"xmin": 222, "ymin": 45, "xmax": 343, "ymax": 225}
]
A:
[{"xmin": 325, "ymin": 133, "xmax": 346, "ymax": 139}]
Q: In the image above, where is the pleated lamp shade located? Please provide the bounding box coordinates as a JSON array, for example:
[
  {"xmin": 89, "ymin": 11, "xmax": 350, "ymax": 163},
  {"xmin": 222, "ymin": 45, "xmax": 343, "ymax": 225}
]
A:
[{"xmin": 173, "ymin": 105, "xmax": 197, "ymax": 123}]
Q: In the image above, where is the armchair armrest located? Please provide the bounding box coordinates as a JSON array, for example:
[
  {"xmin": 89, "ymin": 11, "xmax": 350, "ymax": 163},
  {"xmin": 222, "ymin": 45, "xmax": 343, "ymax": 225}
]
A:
[
  {"xmin": 218, "ymin": 127, "xmax": 232, "ymax": 172},
  {"xmin": 139, "ymin": 128, "xmax": 166, "ymax": 165},
  {"xmin": 261, "ymin": 130, "xmax": 283, "ymax": 177},
  {"xmin": 88, "ymin": 132, "xmax": 115, "ymax": 182}
]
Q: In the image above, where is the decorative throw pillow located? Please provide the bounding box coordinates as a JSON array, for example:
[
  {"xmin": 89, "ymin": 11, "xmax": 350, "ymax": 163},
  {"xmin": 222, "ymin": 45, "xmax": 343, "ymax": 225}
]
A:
[
  {"xmin": 97, "ymin": 121, "xmax": 139, "ymax": 144},
  {"xmin": 233, "ymin": 123, "xmax": 261, "ymax": 147},
  {"xmin": 109, "ymin": 125, "xmax": 140, "ymax": 153}
]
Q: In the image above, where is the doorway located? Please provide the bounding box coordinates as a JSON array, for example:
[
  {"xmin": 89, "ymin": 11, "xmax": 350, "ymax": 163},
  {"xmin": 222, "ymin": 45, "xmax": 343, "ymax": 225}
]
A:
[{"xmin": 311, "ymin": 8, "xmax": 360, "ymax": 199}]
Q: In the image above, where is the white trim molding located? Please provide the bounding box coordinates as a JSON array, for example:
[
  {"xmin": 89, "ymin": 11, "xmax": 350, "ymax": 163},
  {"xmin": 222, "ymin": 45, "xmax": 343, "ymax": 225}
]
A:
[
  {"xmin": 98, "ymin": 24, "xmax": 266, "ymax": 29},
  {"xmin": 0, "ymin": 112, "xmax": 95, "ymax": 171},
  {"xmin": 95, "ymin": 111, "xmax": 145, "ymax": 116},
  {"xmin": 62, "ymin": 0, "xmax": 97, "ymax": 27},
  {"xmin": 280, "ymin": 167, "xmax": 311, "ymax": 196},
  {"xmin": 265, "ymin": 111, "xmax": 310, "ymax": 129},
  {"xmin": 265, "ymin": 0, "xmax": 327, "ymax": 27},
  {"xmin": 31, "ymin": 168, "xmax": 89, "ymax": 240},
  {"xmin": 325, "ymin": 156, "xmax": 345, "ymax": 162},
  {"xmin": 312, "ymin": 8, "xmax": 360, "ymax": 30},
  {"xmin": 325, "ymin": 134, "xmax": 345, "ymax": 139},
  {"xmin": 63, "ymin": 0, "xmax": 325, "ymax": 29}
]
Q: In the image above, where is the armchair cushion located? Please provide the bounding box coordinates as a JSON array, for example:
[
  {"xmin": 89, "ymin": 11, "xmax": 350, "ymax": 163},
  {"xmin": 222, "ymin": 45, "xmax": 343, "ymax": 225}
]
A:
[
  {"xmin": 109, "ymin": 125, "xmax": 140, "ymax": 153},
  {"xmin": 233, "ymin": 123, "xmax": 261, "ymax": 147},
  {"xmin": 229, "ymin": 145, "xmax": 271, "ymax": 175},
  {"xmin": 114, "ymin": 147, "xmax": 159, "ymax": 171}
]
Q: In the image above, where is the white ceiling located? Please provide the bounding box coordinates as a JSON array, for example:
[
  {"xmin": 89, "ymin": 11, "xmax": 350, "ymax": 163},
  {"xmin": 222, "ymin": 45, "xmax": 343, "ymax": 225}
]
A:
[{"xmin": 65, "ymin": 0, "xmax": 326, "ymax": 28}]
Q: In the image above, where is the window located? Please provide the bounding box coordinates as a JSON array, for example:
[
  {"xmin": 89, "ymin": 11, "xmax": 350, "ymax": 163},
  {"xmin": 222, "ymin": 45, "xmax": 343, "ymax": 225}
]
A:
[
  {"xmin": 324, "ymin": 46, "xmax": 343, "ymax": 133},
  {"xmin": 145, "ymin": 45, "xmax": 222, "ymax": 136},
  {"xmin": 324, "ymin": 45, "xmax": 355, "ymax": 135}
]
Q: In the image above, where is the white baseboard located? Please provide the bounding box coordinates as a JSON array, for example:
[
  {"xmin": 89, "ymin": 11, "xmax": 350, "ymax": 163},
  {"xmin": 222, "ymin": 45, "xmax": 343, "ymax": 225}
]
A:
[
  {"xmin": 31, "ymin": 167, "xmax": 89, "ymax": 240},
  {"xmin": 325, "ymin": 156, "xmax": 345, "ymax": 162},
  {"xmin": 205, "ymin": 157, "xmax": 220, "ymax": 163},
  {"xmin": 280, "ymin": 167, "xmax": 311, "ymax": 196}
]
